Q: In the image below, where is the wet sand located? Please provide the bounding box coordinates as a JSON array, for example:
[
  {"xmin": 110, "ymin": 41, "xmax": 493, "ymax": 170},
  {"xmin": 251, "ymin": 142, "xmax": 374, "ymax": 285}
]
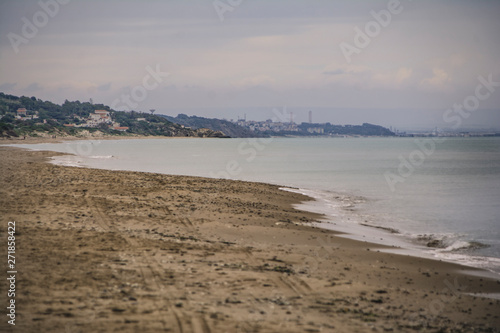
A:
[{"xmin": 0, "ymin": 146, "xmax": 499, "ymax": 332}]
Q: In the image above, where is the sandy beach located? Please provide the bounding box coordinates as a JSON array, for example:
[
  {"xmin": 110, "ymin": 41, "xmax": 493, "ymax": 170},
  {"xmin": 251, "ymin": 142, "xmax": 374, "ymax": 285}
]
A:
[
  {"xmin": 0, "ymin": 133, "xmax": 179, "ymax": 144},
  {"xmin": 1, "ymin": 145, "xmax": 499, "ymax": 332}
]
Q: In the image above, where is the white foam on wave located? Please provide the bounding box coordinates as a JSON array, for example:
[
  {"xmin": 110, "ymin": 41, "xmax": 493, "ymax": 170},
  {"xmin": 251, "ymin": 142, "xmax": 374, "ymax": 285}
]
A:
[
  {"xmin": 429, "ymin": 251, "xmax": 500, "ymax": 274},
  {"xmin": 406, "ymin": 232, "xmax": 500, "ymax": 272},
  {"xmin": 441, "ymin": 240, "xmax": 477, "ymax": 252},
  {"xmin": 409, "ymin": 233, "xmax": 481, "ymax": 250},
  {"xmin": 280, "ymin": 187, "xmax": 413, "ymax": 249},
  {"xmin": 50, "ymin": 155, "xmax": 85, "ymax": 168},
  {"xmin": 88, "ymin": 155, "xmax": 114, "ymax": 159},
  {"xmin": 280, "ymin": 187, "xmax": 500, "ymax": 275}
]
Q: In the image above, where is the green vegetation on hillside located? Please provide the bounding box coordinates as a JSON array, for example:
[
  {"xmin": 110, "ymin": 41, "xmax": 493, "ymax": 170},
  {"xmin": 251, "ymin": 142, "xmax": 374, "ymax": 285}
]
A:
[
  {"xmin": 161, "ymin": 114, "xmax": 259, "ymax": 138},
  {"xmin": 297, "ymin": 122, "xmax": 395, "ymax": 136},
  {"xmin": 0, "ymin": 93, "xmax": 226, "ymax": 138},
  {"xmin": 0, "ymin": 92, "xmax": 395, "ymax": 139}
]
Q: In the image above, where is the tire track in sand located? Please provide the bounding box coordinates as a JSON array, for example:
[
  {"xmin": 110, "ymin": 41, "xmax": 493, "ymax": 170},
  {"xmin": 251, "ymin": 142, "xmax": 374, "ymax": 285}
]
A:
[
  {"xmin": 152, "ymin": 197, "xmax": 212, "ymax": 333},
  {"xmin": 87, "ymin": 196, "xmax": 175, "ymax": 332},
  {"xmin": 156, "ymin": 195, "xmax": 313, "ymax": 332},
  {"xmin": 89, "ymin": 195, "xmax": 212, "ymax": 333}
]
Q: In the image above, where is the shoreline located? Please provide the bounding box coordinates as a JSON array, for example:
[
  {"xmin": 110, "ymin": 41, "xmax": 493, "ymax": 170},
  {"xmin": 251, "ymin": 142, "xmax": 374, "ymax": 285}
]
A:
[
  {"xmin": 0, "ymin": 134, "xmax": 198, "ymax": 145},
  {"xmin": 283, "ymin": 187, "xmax": 500, "ymax": 276},
  {"xmin": 7, "ymin": 138, "xmax": 500, "ymax": 273},
  {"xmin": 10, "ymin": 136, "xmax": 500, "ymax": 276},
  {"xmin": 1, "ymin": 146, "xmax": 500, "ymax": 332}
]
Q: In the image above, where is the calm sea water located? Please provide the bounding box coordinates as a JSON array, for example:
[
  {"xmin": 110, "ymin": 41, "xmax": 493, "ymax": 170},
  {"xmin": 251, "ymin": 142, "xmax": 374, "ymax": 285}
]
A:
[{"xmin": 15, "ymin": 137, "xmax": 500, "ymax": 272}]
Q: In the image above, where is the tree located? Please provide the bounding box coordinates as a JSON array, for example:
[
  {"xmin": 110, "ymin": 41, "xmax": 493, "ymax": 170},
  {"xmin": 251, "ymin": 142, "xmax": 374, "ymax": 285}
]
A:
[{"xmin": 1, "ymin": 114, "xmax": 15, "ymax": 123}]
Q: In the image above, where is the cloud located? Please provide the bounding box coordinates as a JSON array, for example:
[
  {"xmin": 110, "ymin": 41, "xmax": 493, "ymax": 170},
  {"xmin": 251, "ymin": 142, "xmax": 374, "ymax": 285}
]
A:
[
  {"xmin": 322, "ymin": 64, "xmax": 368, "ymax": 76},
  {"xmin": 0, "ymin": 82, "xmax": 17, "ymax": 92},
  {"xmin": 420, "ymin": 68, "xmax": 451, "ymax": 91},
  {"xmin": 450, "ymin": 54, "xmax": 466, "ymax": 67},
  {"xmin": 0, "ymin": 0, "xmax": 499, "ymax": 115},
  {"xmin": 97, "ymin": 82, "xmax": 112, "ymax": 92},
  {"xmin": 322, "ymin": 65, "xmax": 383, "ymax": 78},
  {"xmin": 25, "ymin": 82, "xmax": 42, "ymax": 93},
  {"xmin": 322, "ymin": 64, "xmax": 413, "ymax": 90},
  {"xmin": 396, "ymin": 67, "xmax": 413, "ymax": 83},
  {"xmin": 370, "ymin": 67, "xmax": 414, "ymax": 89},
  {"xmin": 237, "ymin": 75, "xmax": 275, "ymax": 88},
  {"xmin": 323, "ymin": 69, "xmax": 349, "ymax": 76}
]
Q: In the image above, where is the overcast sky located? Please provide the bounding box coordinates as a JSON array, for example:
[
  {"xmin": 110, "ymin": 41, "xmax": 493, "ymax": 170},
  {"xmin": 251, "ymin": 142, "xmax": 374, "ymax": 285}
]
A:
[{"xmin": 1, "ymin": 0, "xmax": 499, "ymax": 128}]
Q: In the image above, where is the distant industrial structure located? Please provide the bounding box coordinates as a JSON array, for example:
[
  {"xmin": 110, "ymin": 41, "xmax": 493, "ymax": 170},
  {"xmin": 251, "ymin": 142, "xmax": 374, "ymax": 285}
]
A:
[{"xmin": 232, "ymin": 111, "xmax": 396, "ymax": 136}]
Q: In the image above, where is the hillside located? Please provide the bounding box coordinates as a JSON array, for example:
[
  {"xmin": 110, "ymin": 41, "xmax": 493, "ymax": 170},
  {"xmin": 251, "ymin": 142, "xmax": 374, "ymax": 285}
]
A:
[
  {"xmin": 237, "ymin": 120, "xmax": 395, "ymax": 137},
  {"xmin": 297, "ymin": 122, "xmax": 395, "ymax": 136},
  {"xmin": 0, "ymin": 93, "xmax": 227, "ymax": 138},
  {"xmin": 0, "ymin": 93, "xmax": 394, "ymax": 139},
  {"xmin": 161, "ymin": 114, "xmax": 259, "ymax": 138}
]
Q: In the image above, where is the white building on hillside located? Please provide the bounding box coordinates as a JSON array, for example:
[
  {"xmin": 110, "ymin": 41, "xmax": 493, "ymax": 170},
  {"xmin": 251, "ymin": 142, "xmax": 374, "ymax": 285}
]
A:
[{"xmin": 85, "ymin": 110, "xmax": 112, "ymax": 127}]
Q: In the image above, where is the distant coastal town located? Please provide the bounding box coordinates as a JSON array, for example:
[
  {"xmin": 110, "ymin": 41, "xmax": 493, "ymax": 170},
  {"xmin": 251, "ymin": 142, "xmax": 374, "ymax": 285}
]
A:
[{"xmin": 1, "ymin": 92, "xmax": 499, "ymax": 139}]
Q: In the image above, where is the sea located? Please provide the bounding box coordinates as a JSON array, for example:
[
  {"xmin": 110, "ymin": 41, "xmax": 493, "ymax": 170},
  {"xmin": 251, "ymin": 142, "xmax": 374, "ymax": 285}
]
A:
[{"xmin": 13, "ymin": 136, "xmax": 500, "ymax": 274}]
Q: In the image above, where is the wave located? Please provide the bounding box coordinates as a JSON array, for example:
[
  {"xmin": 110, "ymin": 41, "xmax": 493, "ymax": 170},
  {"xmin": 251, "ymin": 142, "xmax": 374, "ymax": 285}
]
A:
[
  {"xmin": 416, "ymin": 234, "xmax": 490, "ymax": 252},
  {"xmin": 280, "ymin": 187, "xmax": 499, "ymax": 274},
  {"xmin": 50, "ymin": 156, "xmax": 84, "ymax": 167},
  {"xmin": 88, "ymin": 155, "xmax": 114, "ymax": 159}
]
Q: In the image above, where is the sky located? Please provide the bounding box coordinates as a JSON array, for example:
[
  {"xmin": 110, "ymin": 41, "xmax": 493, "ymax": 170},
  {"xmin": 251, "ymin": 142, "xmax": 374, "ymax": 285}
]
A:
[{"xmin": 1, "ymin": 0, "xmax": 499, "ymax": 129}]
